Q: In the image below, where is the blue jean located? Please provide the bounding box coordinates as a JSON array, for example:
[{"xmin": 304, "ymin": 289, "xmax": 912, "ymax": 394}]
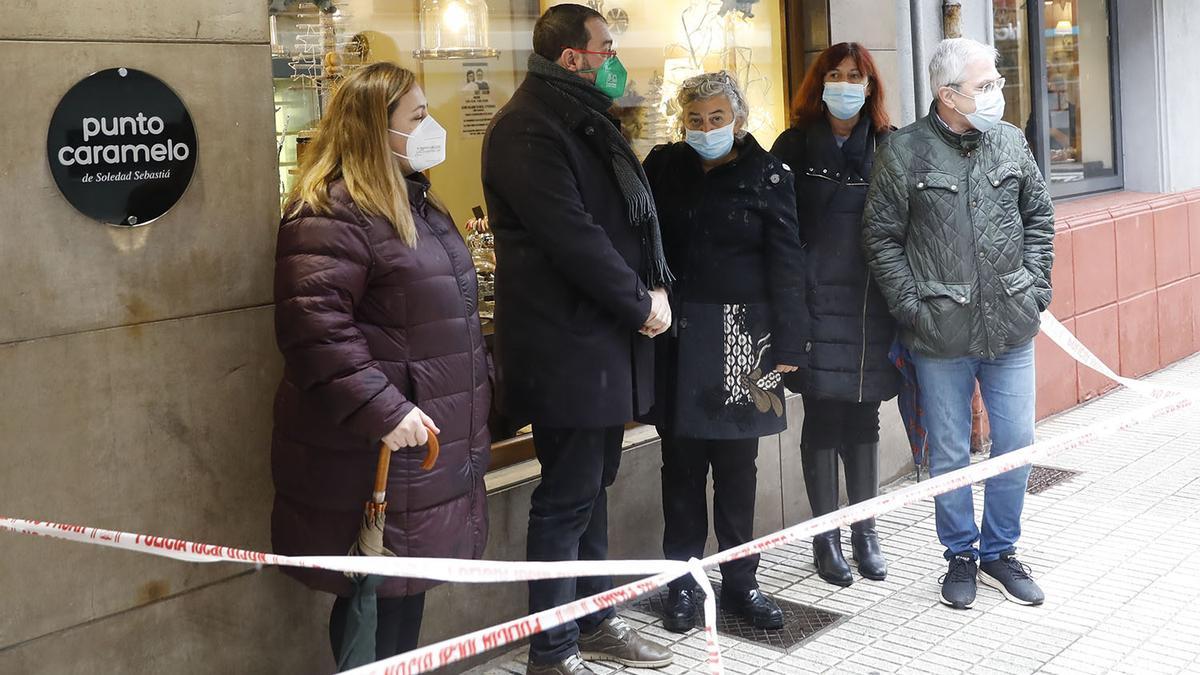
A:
[{"xmin": 909, "ymin": 341, "xmax": 1035, "ymax": 563}]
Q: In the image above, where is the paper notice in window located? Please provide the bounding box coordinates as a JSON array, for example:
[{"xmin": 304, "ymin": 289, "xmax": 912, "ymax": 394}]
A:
[{"xmin": 460, "ymin": 61, "xmax": 497, "ymax": 139}]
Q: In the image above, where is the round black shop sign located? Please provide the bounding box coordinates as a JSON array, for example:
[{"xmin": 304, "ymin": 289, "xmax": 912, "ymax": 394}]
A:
[{"xmin": 46, "ymin": 68, "xmax": 197, "ymax": 227}]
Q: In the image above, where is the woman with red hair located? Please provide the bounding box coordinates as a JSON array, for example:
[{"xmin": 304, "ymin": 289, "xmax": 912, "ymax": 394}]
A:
[{"xmin": 771, "ymin": 43, "xmax": 899, "ymax": 588}]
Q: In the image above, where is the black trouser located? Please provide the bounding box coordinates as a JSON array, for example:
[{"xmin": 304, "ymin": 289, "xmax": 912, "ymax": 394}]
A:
[
  {"xmin": 526, "ymin": 425, "xmax": 624, "ymax": 665},
  {"xmin": 800, "ymin": 398, "xmax": 883, "ymax": 526},
  {"xmin": 660, "ymin": 432, "xmax": 761, "ymax": 593},
  {"xmin": 329, "ymin": 592, "xmax": 426, "ymax": 665},
  {"xmin": 800, "ymin": 398, "xmax": 882, "ymax": 447}
]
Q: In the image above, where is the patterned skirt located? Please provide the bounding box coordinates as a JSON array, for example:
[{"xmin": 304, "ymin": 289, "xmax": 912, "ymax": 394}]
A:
[{"xmin": 660, "ymin": 301, "xmax": 789, "ymax": 440}]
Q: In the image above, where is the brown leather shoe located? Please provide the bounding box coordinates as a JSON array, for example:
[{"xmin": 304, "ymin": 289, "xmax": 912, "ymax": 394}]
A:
[
  {"xmin": 525, "ymin": 653, "xmax": 596, "ymax": 675},
  {"xmin": 577, "ymin": 617, "xmax": 674, "ymax": 668}
]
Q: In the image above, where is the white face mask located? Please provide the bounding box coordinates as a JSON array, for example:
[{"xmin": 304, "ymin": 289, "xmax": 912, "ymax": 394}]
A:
[
  {"xmin": 949, "ymin": 85, "xmax": 1006, "ymax": 133},
  {"xmin": 389, "ymin": 115, "xmax": 447, "ymax": 172}
]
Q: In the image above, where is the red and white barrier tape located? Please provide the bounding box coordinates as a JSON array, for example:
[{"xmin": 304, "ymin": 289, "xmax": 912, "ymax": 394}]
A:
[
  {"xmin": 2, "ymin": 312, "xmax": 1196, "ymax": 674},
  {"xmin": 1039, "ymin": 313, "xmax": 1187, "ymax": 399},
  {"xmin": 0, "ymin": 518, "xmax": 691, "ymax": 583}
]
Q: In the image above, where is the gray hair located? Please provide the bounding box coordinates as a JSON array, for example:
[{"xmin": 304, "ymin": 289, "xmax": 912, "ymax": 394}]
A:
[
  {"xmin": 674, "ymin": 70, "xmax": 750, "ymax": 139},
  {"xmin": 928, "ymin": 38, "xmax": 999, "ymax": 92}
]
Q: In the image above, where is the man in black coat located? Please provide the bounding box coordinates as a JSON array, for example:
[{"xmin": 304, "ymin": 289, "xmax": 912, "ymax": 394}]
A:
[{"xmin": 481, "ymin": 5, "xmax": 674, "ymax": 675}]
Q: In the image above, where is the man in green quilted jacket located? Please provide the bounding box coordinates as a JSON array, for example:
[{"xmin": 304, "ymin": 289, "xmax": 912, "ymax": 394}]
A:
[{"xmin": 862, "ymin": 37, "xmax": 1055, "ymax": 611}]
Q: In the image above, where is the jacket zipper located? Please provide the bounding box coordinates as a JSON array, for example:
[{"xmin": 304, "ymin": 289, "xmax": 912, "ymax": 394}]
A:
[
  {"xmin": 461, "ymin": 243, "xmax": 481, "ymax": 552},
  {"xmin": 964, "ymin": 150, "xmax": 993, "ymax": 359},
  {"xmin": 432, "ymin": 208, "xmax": 483, "ymax": 552},
  {"xmin": 858, "ymin": 270, "xmax": 870, "ymax": 403},
  {"xmin": 857, "ymin": 134, "xmax": 877, "ymax": 403}
]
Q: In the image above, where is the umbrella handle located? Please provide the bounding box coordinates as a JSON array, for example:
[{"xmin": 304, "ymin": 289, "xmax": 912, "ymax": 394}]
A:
[
  {"xmin": 421, "ymin": 424, "xmax": 440, "ymax": 471},
  {"xmin": 373, "ymin": 425, "xmax": 439, "ymax": 502},
  {"xmin": 372, "ymin": 442, "xmax": 391, "ymax": 504}
]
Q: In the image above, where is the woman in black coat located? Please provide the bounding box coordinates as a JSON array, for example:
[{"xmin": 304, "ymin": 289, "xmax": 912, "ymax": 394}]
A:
[
  {"xmin": 642, "ymin": 71, "xmax": 808, "ymax": 633},
  {"xmin": 770, "ymin": 43, "xmax": 900, "ymax": 587}
]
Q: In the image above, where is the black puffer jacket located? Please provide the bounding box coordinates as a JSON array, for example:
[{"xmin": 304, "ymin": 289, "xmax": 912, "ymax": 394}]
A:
[
  {"xmin": 862, "ymin": 103, "xmax": 1055, "ymax": 359},
  {"xmin": 640, "ymin": 134, "xmax": 808, "ymax": 439},
  {"xmin": 771, "ymin": 117, "xmax": 899, "ymax": 402}
]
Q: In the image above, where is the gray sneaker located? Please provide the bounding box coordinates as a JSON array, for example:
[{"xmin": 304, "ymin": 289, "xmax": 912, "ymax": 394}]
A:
[
  {"xmin": 578, "ymin": 616, "xmax": 674, "ymax": 668},
  {"xmin": 979, "ymin": 552, "xmax": 1044, "ymax": 606},
  {"xmin": 526, "ymin": 653, "xmax": 596, "ymax": 675}
]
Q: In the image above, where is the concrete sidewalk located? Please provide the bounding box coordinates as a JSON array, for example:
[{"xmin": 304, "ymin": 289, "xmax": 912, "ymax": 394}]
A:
[{"xmin": 467, "ymin": 353, "xmax": 1200, "ymax": 675}]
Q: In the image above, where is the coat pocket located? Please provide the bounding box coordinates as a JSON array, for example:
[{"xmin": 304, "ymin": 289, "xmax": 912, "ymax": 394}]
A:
[
  {"xmin": 985, "ymin": 161, "xmax": 1022, "ymax": 213},
  {"xmin": 914, "ymin": 279, "xmax": 973, "ymax": 354},
  {"xmin": 999, "ymin": 267, "xmax": 1035, "ymax": 296},
  {"xmin": 999, "ymin": 266, "xmax": 1041, "ymax": 326},
  {"xmin": 911, "ymin": 171, "xmax": 963, "ymax": 228}
]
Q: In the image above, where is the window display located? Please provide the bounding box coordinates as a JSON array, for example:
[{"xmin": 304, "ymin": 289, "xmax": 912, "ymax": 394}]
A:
[
  {"xmin": 1042, "ymin": 0, "xmax": 1116, "ymax": 185},
  {"xmin": 992, "ymin": 0, "xmax": 1034, "ymax": 147},
  {"xmin": 992, "ymin": 0, "xmax": 1120, "ymax": 195},
  {"xmin": 545, "ymin": 0, "xmax": 787, "ymax": 159},
  {"xmin": 274, "ymin": 0, "xmax": 785, "ymax": 225},
  {"xmin": 272, "ymin": 0, "xmax": 791, "ymax": 470}
]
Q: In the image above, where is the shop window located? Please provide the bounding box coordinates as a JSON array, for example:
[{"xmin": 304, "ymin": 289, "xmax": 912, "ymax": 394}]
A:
[
  {"xmin": 272, "ymin": 0, "xmax": 790, "ymax": 471},
  {"xmin": 993, "ymin": 0, "xmax": 1036, "ymax": 150},
  {"xmin": 993, "ymin": 0, "xmax": 1122, "ymax": 198}
]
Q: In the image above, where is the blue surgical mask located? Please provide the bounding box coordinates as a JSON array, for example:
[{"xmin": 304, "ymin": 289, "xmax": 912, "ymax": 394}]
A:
[
  {"xmin": 954, "ymin": 86, "xmax": 1006, "ymax": 133},
  {"xmin": 823, "ymin": 81, "xmax": 867, "ymax": 120},
  {"xmin": 685, "ymin": 123, "xmax": 735, "ymax": 161}
]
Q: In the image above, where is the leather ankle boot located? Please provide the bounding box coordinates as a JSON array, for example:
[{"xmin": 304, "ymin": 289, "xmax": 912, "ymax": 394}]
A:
[
  {"xmin": 850, "ymin": 521, "xmax": 887, "ymax": 580},
  {"xmin": 841, "ymin": 442, "xmax": 887, "ymax": 580},
  {"xmin": 812, "ymin": 530, "xmax": 853, "ymax": 586},
  {"xmin": 801, "ymin": 445, "xmax": 853, "ymax": 587}
]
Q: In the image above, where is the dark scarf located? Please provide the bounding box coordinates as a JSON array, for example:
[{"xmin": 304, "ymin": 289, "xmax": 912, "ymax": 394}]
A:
[{"xmin": 526, "ymin": 53, "xmax": 673, "ymax": 289}]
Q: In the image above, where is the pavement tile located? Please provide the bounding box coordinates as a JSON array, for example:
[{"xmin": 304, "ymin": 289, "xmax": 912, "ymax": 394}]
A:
[
  {"xmin": 804, "ymin": 634, "xmax": 861, "ymax": 656},
  {"xmin": 912, "ymin": 649, "xmax": 980, "ymax": 669},
  {"xmin": 723, "ymin": 646, "xmax": 773, "ymax": 669},
  {"xmin": 765, "ymin": 658, "xmax": 823, "ymax": 674},
  {"xmin": 790, "ymin": 646, "xmax": 849, "ymax": 667}
]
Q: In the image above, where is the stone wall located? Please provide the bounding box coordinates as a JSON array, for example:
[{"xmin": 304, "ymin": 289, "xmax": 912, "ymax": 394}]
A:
[
  {"xmin": 0, "ymin": 3, "xmax": 333, "ymax": 673},
  {"xmin": 1035, "ymin": 190, "xmax": 1200, "ymax": 419}
]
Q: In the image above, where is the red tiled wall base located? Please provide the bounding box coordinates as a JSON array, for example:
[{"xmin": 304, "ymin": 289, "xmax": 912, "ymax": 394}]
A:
[{"xmin": 1036, "ymin": 188, "xmax": 1200, "ymax": 419}]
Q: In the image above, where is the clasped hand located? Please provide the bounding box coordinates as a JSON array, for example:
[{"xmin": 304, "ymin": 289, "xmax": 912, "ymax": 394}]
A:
[{"xmin": 639, "ymin": 288, "xmax": 672, "ymax": 338}]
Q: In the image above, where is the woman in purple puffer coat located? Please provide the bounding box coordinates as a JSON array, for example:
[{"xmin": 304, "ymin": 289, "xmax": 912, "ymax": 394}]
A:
[{"xmin": 271, "ymin": 62, "xmax": 490, "ymax": 663}]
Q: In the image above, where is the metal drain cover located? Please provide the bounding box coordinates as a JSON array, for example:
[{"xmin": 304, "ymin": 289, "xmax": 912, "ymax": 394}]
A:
[
  {"xmin": 629, "ymin": 583, "xmax": 845, "ymax": 652},
  {"xmin": 975, "ymin": 465, "xmax": 1080, "ymax": 494},
  {"xmin": 1025, "ymin": 465, "xmax": 1080, "ymax": 494}
]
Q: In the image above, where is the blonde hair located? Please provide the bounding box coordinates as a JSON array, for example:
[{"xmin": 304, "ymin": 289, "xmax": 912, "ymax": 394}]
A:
[{"xmin": 287, "ymin": 62, "xmax": 422, "ymax": 246}]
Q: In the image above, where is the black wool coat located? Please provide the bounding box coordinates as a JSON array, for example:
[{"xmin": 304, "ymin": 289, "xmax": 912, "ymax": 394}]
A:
[
  {"xmin": 481, "ymin": 74, "xmax": 656, "ymax": 429},
  {"xmin": 771, "ymin": 117, "xmax": 900, "ymax": 403},
  {"xmin": 640, "ymin": 134, "xmax": 809, "ymax": 439}
]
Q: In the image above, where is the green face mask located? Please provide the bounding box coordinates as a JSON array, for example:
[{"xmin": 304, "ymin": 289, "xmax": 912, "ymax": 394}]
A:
[
  {"xmin": 576, "ymin": 50, "xmax": 627, "ymax": 100},
  {"xmin": 593, "ymin": 56, "xmax": 628, "ymax": 99}
]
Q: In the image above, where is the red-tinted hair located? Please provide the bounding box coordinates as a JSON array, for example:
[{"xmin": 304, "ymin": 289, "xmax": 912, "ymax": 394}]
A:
[{"xmin": 791, "ymin": 42, "xmax": 891, "ymax": 132}]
